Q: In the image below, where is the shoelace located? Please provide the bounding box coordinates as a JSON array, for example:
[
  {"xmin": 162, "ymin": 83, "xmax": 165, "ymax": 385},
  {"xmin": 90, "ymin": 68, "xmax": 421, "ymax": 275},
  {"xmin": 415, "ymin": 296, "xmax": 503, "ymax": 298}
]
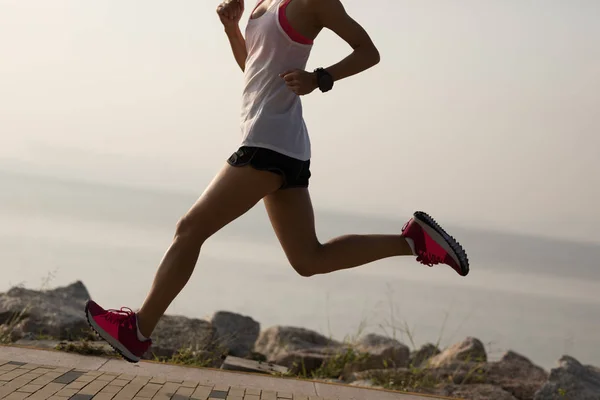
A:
[
  {"xmin": 104, "ymin": 307, "xmax": 135, "ymax": 328},
  {"xmin": 416, "ymin": 250, "xmax": 444, "ymax": 267}
]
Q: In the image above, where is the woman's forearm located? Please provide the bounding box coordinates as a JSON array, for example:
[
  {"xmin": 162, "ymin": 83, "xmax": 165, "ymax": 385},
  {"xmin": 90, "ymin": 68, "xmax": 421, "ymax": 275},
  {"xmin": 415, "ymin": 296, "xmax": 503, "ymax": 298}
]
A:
[
  {"xmin": 325, "ymin": 44, "xmax": 380, "ymax": 83},
  {"xmin": 224, "ymin": 25, "xmax": 247, "ymax": 72}
]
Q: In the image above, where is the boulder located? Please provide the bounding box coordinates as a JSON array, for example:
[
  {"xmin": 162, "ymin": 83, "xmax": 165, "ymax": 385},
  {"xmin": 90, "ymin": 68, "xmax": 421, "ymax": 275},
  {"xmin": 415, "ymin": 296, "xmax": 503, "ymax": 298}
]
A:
[
  {"xmin": 409, "ymin": 343, "xmax": 441, "ymax": 367},
  {"xmin": 487, "ymin": 351, "xmax": 548, "ymax": 400},
  {"xmin": 340, "ymin": 334, "xmax": 410, "ymax": 378},
  {"xmin": 0, "ymin": 281, "xmax": 92, "ymax": 341},
  {"xmin": 274, "ymin": 348, "xmax": 338, "ymax": 375},
  {"xmin": 534, "ymin": 355, "xmax": 600, "ymax": 400},
  {"xmin": 354, "ymin": 334, "xmax": 410, "ymax": 369},
  {"xmin": 254, "ymin": 326, "xmax": 341, "ymax": 361},
  {"xmin": 148, "ymin": 315, "xmax": 220, "ymax": 361},
  {"xmin": 432, "ymin": 384, "xmax": 519, "ymax": 400},
  {"xmin": 428, "ymin": 337, "xmax": 487, "ymax": 368},
  {"xmin": 211, "ymin": 311, "xmax": 260, "ymax": 358}
]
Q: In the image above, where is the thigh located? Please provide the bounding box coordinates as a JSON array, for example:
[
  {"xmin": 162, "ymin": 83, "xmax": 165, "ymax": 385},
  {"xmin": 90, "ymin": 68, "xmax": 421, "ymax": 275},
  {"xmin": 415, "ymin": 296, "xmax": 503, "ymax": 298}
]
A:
[
  {"xmin": 263, "ymin": 187, "xmax": 320, "ymax": 264},
  {"xmin": 182, "ymin": 163, "xmax": 283, "ymax": 240}
]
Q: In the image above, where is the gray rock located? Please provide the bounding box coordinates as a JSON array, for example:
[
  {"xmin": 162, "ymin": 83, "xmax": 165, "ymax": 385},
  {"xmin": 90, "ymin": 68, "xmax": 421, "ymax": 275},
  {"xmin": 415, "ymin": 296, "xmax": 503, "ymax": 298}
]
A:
[
  {"xmin": 211, "ymin": 311, "xmax": 260, "ymax": 358},
  {"xmin": 428, "ymin": 337, "xmax": 487, "ymax": 368},
  {"xmin": 409, "ymin": 343, "xmax": 441, "ymax": 367},
  {"xmin": 432, "ymin": 383, "xmax": 519, "ymax": 400},
  {"xmin": 274, "ymin": 348, "xmax": 337, "ymax": 375},
  {"xmin": 487, "ymin": 351, "xmax": 548, "ymax": 400},
  {"xmin": 0, "ymin": 281, "xmax": 92, "ymax": 341},
  {"xmin": 149, "ymin": 315, "xmax": 220, "ymax": 360},
  {"xmin": 345, "ymin": 333, "xmax": 410, "ymax": 374},
  {"xmin": 254, "ymin": 326, "xmax": 341, "ymax": 361},
  {"xmin": 534, "ymin": 355, "xmax": 600, "ymax": 400}
]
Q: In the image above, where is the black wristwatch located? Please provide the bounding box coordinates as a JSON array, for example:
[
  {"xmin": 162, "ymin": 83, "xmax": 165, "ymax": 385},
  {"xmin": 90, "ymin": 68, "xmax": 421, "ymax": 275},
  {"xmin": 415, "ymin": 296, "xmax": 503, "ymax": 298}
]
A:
[{"xmin": 314, "ymin": 68, "xmax": 334, "ymax": 93}]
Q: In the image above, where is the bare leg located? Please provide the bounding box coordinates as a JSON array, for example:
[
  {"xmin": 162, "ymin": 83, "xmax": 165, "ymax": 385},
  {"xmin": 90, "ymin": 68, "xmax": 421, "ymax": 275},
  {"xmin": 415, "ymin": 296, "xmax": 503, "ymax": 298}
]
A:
[
  {"xmin": 263, "ymin": 188, "xmax": 413, "ymax": 277},
  {"xmin": 137, "ymin": 164, "xmax": 283, "ymax": 337}
]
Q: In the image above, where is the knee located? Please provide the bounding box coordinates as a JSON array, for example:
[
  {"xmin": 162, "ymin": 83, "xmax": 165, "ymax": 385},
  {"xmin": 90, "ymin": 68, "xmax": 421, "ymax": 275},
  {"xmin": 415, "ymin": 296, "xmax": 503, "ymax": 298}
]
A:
[
  {"xmin": 289, "ymin": 244, "xmax": 323, "ymax": 278},
  {"xmin": 174, "ymin": 215, "xmax": 208, "ymax": 244}
]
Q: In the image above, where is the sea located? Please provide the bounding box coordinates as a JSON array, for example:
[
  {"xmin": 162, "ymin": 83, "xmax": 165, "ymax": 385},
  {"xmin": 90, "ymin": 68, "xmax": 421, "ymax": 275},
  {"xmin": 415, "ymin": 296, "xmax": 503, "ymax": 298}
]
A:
[{"xmin": 1, "ymin": 169, "xmax": 599, "ymax": 371}]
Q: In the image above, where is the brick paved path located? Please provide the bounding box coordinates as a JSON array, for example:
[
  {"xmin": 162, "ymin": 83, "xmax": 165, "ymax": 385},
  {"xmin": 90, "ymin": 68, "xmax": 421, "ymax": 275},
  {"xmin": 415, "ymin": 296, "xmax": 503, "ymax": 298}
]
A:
[
  {"xmin": 0, "ymin": 359, "xmax": 318, "ymax": 400},
  {"xmin": 0, "ymin": 346, "xmax": 453, "ymax": 400}
]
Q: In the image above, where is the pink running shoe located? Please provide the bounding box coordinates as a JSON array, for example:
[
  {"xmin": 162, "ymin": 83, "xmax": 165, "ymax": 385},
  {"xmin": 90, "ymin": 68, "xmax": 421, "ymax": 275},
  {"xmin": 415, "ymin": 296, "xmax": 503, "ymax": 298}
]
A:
[
  {"xmin": 401, "ymin": 211, "xmax": 470, "ymax": 276},
  {"xmin": 85, "ymin": 300, "xmax": 152, "ymax": 363}
]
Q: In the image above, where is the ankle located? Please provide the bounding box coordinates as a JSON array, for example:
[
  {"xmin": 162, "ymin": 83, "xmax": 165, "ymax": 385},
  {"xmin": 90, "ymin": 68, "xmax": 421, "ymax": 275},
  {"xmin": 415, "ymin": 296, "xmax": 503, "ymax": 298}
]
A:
[{"xmin": 135, "ymin": 311, "xmax": 153, "ymax": 339}]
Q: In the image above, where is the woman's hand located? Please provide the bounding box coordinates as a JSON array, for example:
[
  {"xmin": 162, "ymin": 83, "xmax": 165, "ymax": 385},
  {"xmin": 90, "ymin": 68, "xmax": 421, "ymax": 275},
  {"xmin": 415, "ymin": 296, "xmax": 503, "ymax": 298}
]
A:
[
  {"xmin": 217, "ymin": 0, "xmax": 244, "ymax": 28},
  {"xmin": 279, "ymin": 69, "xmax": 318, "ymax": 96}
]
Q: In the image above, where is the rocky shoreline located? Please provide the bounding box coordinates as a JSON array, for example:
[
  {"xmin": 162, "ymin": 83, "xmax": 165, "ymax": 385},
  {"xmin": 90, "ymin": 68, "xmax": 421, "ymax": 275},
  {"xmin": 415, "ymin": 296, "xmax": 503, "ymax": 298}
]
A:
[{"xmin": 1, "ymin": 281, "xmax": 599, "ymax": 400}]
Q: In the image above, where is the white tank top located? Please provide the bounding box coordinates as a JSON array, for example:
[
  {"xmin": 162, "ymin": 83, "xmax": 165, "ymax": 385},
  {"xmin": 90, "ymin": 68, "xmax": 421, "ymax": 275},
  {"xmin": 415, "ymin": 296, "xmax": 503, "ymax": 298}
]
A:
[{"xmin": 240, "ymin": 0, "xmax": 314, "ymax": 161}]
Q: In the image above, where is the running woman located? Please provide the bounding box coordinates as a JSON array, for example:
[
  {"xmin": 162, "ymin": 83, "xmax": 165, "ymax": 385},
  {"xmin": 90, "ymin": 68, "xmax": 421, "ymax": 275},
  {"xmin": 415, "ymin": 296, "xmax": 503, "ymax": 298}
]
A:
[{"xmin": 85, "ymin": 0, "xmax": 470, "ymax": 363}]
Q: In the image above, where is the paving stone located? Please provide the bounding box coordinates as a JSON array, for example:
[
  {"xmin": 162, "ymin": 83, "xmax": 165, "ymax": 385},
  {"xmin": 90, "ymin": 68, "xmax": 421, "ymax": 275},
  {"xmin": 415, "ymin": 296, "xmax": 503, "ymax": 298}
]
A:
[
  {"xmin": 27, "ymin": 382, "xmax": 66, "ymax": 400},
  {"xmin": 176, "ymin": 386, "xmax": 196, "ymax": 398},
  {"xmin": 0, "ymin": 373, "xmax": 38, "ymax": 398},
  {"xmin": 153, "ymin": 382, "xmax": 181, "ymax": 400},
  {"xmin": 191, "ymin": 385, "xmax": 213, "ymax": 400},
  {"xmin": 30, "ymin": 371, "xmax": 64, "ymax": 386},
  {"xmin": 70, "ymin": 395, "xmax": 95, "ymax": 400},
  {"xmin": 30, "ymin": 367, "xmax": 55, "ymax": 375},
  {"xmin": 112, "ymin": 381, "xmax": 146, "ymax": 400},
  {"xmin": 229, "ymin": 387, "xmax": 245, "ymax": 398},
  {"xmin": 18, "ymin": 364, "xmax": 40, "ymax": 370},
  {"xmin": 64, "ymin": 380, "xmax": 89, "ymax": 390},
  {"xmin": 77, "ymin": 379, "xmax": 109, "ymax": 396},
  {"xmin": 3, "ymin": 391, "xmax": 30, "ymax": 400},
  {"xmin": 149, "ymin": 376, "xmax": 167, "ymax": 385},
  {"xmin": 16, "ymin": 383, "xmax": 44, "ymax": 393},
  {"xmin": 53, "ymin": 370, "xmax": 86, "ymax": 384},
  {"xmin": 93, "ymin": 393, "xmax": 119, "ymax": 400},
  {"xmin": 131, "ymin": 376, "xmax": 152, "ymax": 385},
  {"xmin": 99, "ymin": 385, "xmax": 123, "ymax": 395},
  {"xmin": 261, "ymin": 390, "xmax": 277, "ymax": 400},
  {"xmin": 213, "ymin": 385, "xmax": 230, "ymax": 393},
  {"xmin": 209, "ymin": 390, "xmax": 228, "ymax": 399},
  {"xmin": 56, "ymin": 387, "xmax": 81, "ymax": 397},
  {"xmin": 0, "ymin": 368, "xmax": 30, "ymax": 381},
  {"xmin": 83, "ymin": 371, "xmax": 103, "ymax": 377},
  {"xmin": 97, "ymin": 373, "xmax": 119, "ymax": 382},
  {"xmin": 75, "ymin": 375, "xmax": 96, "ymax": 383},
  {"xmin": 135, "ymin": 382, "xmax": 162, "ymax": 398}
]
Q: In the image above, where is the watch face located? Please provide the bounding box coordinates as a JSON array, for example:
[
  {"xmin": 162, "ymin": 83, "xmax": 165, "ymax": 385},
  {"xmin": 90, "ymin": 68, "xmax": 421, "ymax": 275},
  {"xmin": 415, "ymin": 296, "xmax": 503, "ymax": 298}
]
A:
[{"xmin": 320, "ymin": 75, "xmax": 333, "ymax": 90}]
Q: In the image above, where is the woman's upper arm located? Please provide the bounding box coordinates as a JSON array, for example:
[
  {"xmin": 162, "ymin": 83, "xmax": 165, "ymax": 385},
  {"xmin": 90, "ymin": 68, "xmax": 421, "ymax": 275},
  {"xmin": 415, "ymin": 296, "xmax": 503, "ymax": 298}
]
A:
[{"xmin": 312, "ymin": 0, "xmax": 375, "ymax": 50}]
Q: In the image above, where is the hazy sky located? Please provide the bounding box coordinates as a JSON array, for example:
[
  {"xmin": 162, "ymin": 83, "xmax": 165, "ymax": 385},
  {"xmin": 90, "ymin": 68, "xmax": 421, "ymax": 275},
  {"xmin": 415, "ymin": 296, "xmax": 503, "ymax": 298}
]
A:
[{"xmin": 1, "ymin": 0, "xmax": 599, "ymax": 243}]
